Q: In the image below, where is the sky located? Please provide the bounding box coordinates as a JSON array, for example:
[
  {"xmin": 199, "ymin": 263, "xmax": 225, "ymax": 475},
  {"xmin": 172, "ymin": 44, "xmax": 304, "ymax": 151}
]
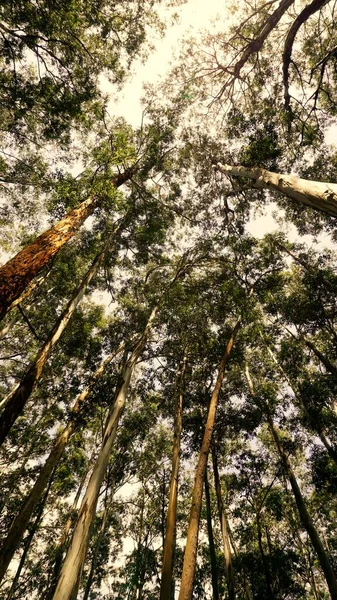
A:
[{"xmin": 107, "ymin": 0, "xmax": 224, "ymax": 127}]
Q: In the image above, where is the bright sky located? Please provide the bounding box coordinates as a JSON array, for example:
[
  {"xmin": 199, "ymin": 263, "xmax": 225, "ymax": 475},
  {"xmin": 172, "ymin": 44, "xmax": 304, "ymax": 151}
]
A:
[{"xmin": 108, "ymin": 0, "xmax": 224, "ymax": 126}]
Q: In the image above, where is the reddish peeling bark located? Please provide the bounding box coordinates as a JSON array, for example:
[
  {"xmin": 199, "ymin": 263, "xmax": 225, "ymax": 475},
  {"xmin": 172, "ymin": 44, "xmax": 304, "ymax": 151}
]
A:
[{"xmin": 0, "ymin": 169, "xmax": 132, "ymax": 321}]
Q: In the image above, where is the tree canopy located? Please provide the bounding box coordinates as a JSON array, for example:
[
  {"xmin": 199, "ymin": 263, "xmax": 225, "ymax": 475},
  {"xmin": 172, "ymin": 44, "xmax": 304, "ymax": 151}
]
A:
[{"xmin": 1, "ymin": 1, "xmax": 337, "ymax": 599}]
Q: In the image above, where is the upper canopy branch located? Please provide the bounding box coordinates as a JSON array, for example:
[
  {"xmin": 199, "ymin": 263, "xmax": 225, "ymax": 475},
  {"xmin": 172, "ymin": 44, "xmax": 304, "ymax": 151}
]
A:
[{"xmin": 283, "ymin": 0, "xmax": 332, "ymax": 110}]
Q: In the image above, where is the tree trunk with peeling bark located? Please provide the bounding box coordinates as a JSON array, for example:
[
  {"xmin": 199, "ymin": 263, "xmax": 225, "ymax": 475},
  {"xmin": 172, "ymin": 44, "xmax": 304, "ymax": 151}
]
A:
[
  {"xmin": 0, "ymin": 169, "xmax": 132, "ymax": 321},
  {"xmin": 160, "ymin": 353, "xmax": 187, "ymax": 600},
  {"xmin": 52, "ymin": 306, "xmax": 158, "ymax": 600},
  {"xmin": 0, "ymin": 347, "xmax": 123, "ymax": 583},
  {"xmin": 215, "ymin": 163, "xmax": 337, "ymax": 217},
  {"xmin": 0, "ymin": 228, "xmax": 121, "ymax": 446},
  {"xmin": 178, "ymin": 316, "xmax": 242, "ymax": 600}
]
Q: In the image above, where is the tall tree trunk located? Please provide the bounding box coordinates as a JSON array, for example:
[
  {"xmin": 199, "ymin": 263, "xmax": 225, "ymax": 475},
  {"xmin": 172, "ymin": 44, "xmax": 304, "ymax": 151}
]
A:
[
  {"xmin": 264, "ymin": 342, "xmax": 337, "ymax": 465},
  {"xmin": 211, "ymin": 443, "xmax": 236, "ymax": 600},
  {"xmin": 0, "ymin": 169, "xmax": 132, "ymax": 321},
  {"xmin": 45, "ymin": 467, "xmax": 90, "ymax": 600},
  {"xmin": 178, "ymin": 315, "xmax": 242, "ymax": 600},
  {"xmin": 82, "ymin": 486, "xmax": 112, "ymax": 600},
  {"xmin": 215, "ymin": 163, "xmax": 337, "ymax": 217},
  {"xmin": 6, "ymin": 474, "xmax": 54, "ymax": 600},
  {"xmin": 256, "ymin": 511, "xmax": 274, "ymax": 598},
  {"xmin": 0, "ymin": 225, "xmax": 122, "ymax": 447},
  {"xmin": 204, "ymin": 467, "xmax": 219, "ymax": 600},
  {"xmin": 269, "ymin": 417, "xmax": 337, "ymax": 599},
  {"xmin": 245, "ymin": 365, "xmax": 337, "ymax": 600},
  {"xmin": 160, "ymin": 352, "xmax": 187, "ymax": 600},
  {"xmin": 0, "ymin": 346, "xmax": 123, "ymax": 583},
  {"xmin": 52, "ymin": 306, "xmax": 158, "ymax": 600},
  {"xmin": 223, "ymin": 512, "xmax": 253, "ymax": 600}
]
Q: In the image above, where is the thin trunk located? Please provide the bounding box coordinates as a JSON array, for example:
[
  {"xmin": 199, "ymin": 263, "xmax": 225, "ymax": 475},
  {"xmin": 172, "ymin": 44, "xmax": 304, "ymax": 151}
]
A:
[
  {"xmin": 0, "ymin": 169, "xmax": 132, "ymax": 321},
  {"xmin": 215, "ymin": 163, "xmax": 337, "ymax": 217},
  {"xmin": 304, "ymin": 338, "xmax": 337, "ymax": 378},
  {"xmin": 245, "ymin": 365, "xmax": 337, "ymax": 600},
  {"xmin": 45, "ymin": 467, "xmax": 89, "ymax": 600},
  {"xmin": 256, "ymin": 511, "xmax": 274, "ymax": 598},
  {"xmin": 269, "ymin": 418, "xmax": 337, "ymax": 599},
  {"xmin": 178, "ymin": 316, "xmax": 242, "ymax": 600},
  {"xmin": 160, "ymin": 352, "xmax": 187, "ymax": 600},
  {"xmin": 0, "ymin": 226, "xmax": 122, "ymax": 446},
  {"xmin": 204, "ymin": 468, "xmax": 219, "ymax": 600},
  {"xmin": 52, "ymin": 306, "xmax": 158, "ymax": 600},
  {"xmin": 264, "ymin": 342, "xmax": 337, "ymax": 465},
  {"xmin": 283, "ymin": 0, "xmax": 330, "ymax": 110},
  {"xmin": 0, "ymin": 346, "xmax": 123, "ymax": 583},
  {"xmin": 6, "ymin": 474, "xmax": 54, "ymax": 600},
  {"xmin": 224, "ymin": 515, "xmax": 253, "ymax": 600},
  {"xmin": 211, "ymin": 443, "xmax": 236, "ymax": 600}
]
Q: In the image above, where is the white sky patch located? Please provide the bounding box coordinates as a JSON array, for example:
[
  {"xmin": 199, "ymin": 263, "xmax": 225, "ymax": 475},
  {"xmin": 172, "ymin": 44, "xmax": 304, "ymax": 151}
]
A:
[{"xmin": 104, "ymin": 0, "xmax": 224, "ymax": 127}]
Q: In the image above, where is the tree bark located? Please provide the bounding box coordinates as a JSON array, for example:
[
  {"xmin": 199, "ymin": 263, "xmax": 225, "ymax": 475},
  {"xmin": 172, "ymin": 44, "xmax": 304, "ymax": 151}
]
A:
[
  {"xmin": 211, "ymin": 443, "xmax": 236, "ymax": 600},
  {"xmin": 5, "ymin": 475, "xmax": 53, "ymax": 600},
  {"xmin": 215, "ymin": 163, "xmax": 337, "ymax": 217},
  {"xmin": 45, "ymin": 467, "xmax": 90, "ymax": 600},
  {"xmin": 160, "ymin": 352, "xmax": 187, "ymax": 600},
  {"xmin": 0, "ymin": 226, "xmax": 121, "ymax": 446},
  {"xmin": 270, "ymin": 417, "xmax": 337, "ymax": 599},
  {"xmin": 82, "ymin": 487, "xmax": 112, "ymax": 600},
  {"xmin": 0, "ymin": 347, "xmax": 123, "ymax": 583},
  {"xmin": 264, "ymin": 342, "xmax": 337, "ymax": 465},
  {"xmin": 245, "ymin": 364, "xmax": 337, "ymax": 600},
  {"xmin": 178, "ymin": 316, "xmax": 242, "ymax": 600},
  {"xmin": 52, "ymin": 306, "xmax": 158, "ymax": 600},
  {"xmin": 0, "ymin": 169, "xmax": 132, "ymax": 321},
  {"xmin": 204, "ymin": 467, "xmax": 220, "ymax": 600}
]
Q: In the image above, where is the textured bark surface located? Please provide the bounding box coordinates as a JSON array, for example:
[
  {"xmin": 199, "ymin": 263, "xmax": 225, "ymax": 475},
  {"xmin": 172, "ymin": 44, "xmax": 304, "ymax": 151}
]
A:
[
  {"xmin": 0, "ymin": 168, "xmax": 132, "ymax": 321},
  {"xmin": 52, "ymin": 307, "xmax": 158, "ymax": 600},
  {"xmin": 0, "ymin": 236, "xmax": 115, "ymax": 446},
  {"xmin": 215, "ymin": 163, "xmax": 337, "ymax": 217},
  {"xmin": 178, "ymin": 317, "xmax": 241, "ymax": 600},
  {"xmin": 160, "ymin": 354, "xmax": 186, "ymax": 600},
  {"xmin": 0, "ymin": 350, "xmax": 119, "ymax": 583}
]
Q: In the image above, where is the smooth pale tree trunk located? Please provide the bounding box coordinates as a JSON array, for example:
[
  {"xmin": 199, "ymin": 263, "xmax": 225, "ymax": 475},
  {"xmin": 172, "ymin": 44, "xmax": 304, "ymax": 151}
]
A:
[
  {"xmin": 211, "ymin": 443, "xmax": 236, "ymax": 600},
  {"xmin": 204, "ymin": 468, "xmax": 220, "ymax": 600},
  {"xmin": 82, "ymin": 487, "xmax": 112, "ymax": 600},
  {"xmin": 0, "ymin": 169, "xmax": 132, "ymax": 321},
  {"xmin": 5, "ymin": 475, "xmax": 53, "ymax": 600},
  {"xmin": 52, "ymin": 306, "xmax": 158, "ymax": 600},
  {"xmin": 0, "ymin": 346, "xmax": 124, "ymax": 583},
  {"xmin": 45, "ymin": 466, "xmax": 90, "ymax": 600},
  {"xmin": 215, "ymin": 163, "xmax": 337, "ymax": 217},
  {"xmin": 0, "ymin": 226, "xmax": 121, "ymax": 446},
  {"xmin": 178, "ymin": 316, "xmax": 242, "ymax": 600},
  {"xmin": 264, "ymin": 342, "xmax": 337, "ymax": 465},
  {"xmin": 245, "ymin": 365, "xmax": 337, "ymax": 600},
  {"xmin": 160, "ymin": 352, "xmax": 187, "ymax": 600}
]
